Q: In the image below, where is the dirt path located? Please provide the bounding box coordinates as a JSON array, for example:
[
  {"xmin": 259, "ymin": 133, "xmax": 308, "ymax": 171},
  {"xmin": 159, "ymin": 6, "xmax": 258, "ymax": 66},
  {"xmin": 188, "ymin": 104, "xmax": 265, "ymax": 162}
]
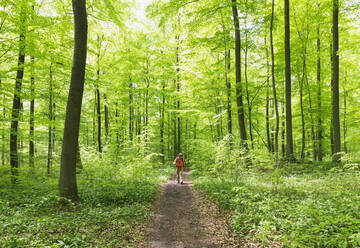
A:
[{"xmin": 140, "ymin": 170, "xmax": 240, "ymax": 248}]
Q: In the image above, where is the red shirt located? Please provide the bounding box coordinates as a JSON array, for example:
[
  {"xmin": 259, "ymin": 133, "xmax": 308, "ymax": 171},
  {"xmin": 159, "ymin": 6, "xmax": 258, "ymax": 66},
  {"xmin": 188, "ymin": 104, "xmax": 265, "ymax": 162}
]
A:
[{"xmin": 174, "ymin": 157, "xmax": 185, "ymax": 167}]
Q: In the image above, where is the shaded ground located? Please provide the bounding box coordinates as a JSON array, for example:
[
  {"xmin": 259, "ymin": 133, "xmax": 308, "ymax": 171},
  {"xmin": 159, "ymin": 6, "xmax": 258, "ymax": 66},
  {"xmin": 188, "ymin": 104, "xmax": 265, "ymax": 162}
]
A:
[{"xmin": 139, "ymin": 170, "xmax": 241, "ymax": 248}]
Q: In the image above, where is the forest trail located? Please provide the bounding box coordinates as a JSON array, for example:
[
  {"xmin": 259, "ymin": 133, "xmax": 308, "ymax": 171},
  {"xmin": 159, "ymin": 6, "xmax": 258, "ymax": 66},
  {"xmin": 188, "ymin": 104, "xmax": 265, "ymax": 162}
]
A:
[{"xmin": 140, "ymin": 170, "xmax": 240, "ymax": 248}]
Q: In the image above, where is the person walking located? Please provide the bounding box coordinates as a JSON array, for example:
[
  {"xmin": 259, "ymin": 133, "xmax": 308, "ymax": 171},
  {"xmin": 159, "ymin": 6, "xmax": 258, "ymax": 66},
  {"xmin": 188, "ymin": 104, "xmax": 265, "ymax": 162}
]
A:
[{"xmin": 174, "ymin": 153, "xmax": 185, "ymax": 184}]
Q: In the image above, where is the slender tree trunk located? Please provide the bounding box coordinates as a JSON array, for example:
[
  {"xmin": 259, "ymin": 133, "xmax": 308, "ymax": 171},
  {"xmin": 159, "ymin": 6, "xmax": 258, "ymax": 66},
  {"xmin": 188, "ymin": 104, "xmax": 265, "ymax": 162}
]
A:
[
  {"xmin": 29, "ymin": 56, "xmax": 35, "ymax": 167},
  {"xmin": 244, "ymin": 2, "xmax": 252, "ymax": 147},
  {"xmin": 59, "ymin": 0, "xmax": 88, "ymax": 201},
  {"xmin": 265, "ymin": 37, "xmax": 272, "ymax": 153},
  {"xmin": 185, "ymin": 119, "xmax": 189, "ymax": 156},
  {"xmin": 284, "ymin": 0, "xmax": 294, "ymax": 161},
  {"xmin": 145, "ymin": 60, "xmax": 150, "ymax": 129},
  {"xmin": 343, "ymin": 74, "xmax": 347, "ymax": 153},
  {"xmin": 93, "ymin": 91, "xmax": 96, "ymax": 144},
  {"xmin": 332, "ymin": 0, "xmax": 341, "ymax": 162},
  {"xmin": 1, "ymin": 79, "xmax": 4, "ymax": 166},
  {"xmin": 115, "ymin": 102, "xmax": 119, "ymax": 145},
  {"xmin": 225, "ymin": 49, "xmax": 232, "ymax": 138},
  {"xmin": 52, "ymin": 102, "xmax": 56, "ymax": 153},
  {"xmin": 281, "ymin": 100, "xmax": 285, "ymax": 156},
  {"xmin": 194, "ymin": 122, "xmax": 197, "ymax": 140},
  {"xmin": 270, "ymin": 0, "xmax": 279, "ymax": 161},
  {"xmin": 231, "ymin": 0, "xmax": 248, "ymax": 148},
  {"xmin": 47, "ymin": 62, "xmax": 53, "ymax": 175},
  {"xmin": 330, "ymin": 122, "xmax": 334, "ymax": 155},
  {"xmin": 221, "ymin": 8, "xmax": 232, "ymax": 140},
  {"xmin": 173, "ymin": 105, "xmax": 177, "ymax": 157},
  {"xmin": 316, "ymin": 23, "xmax": 323, "ymax": 161},
  {"xmin": 10, "ymin": 8, "xmax": 26, "ymax": 183},
  {"xmin": 270, "ymin": 99, "xmax": 275, "ymax": 153},
  {"xmin": 96, "ymin": 38, "xmax": 102, "ymax": 153},
  {"xmin": 167, "ymin": 111, "xmax": 171, "ymax": 160},
  {"xmin": 305, "ymin": 63, "xmax": 316, "ymax": 161},
  {"xmin": 160, "ymin": 80, "xmax": 165, "ymax": 163},
  {"xmin": 176, "ymin": 35, "xmax": 181, "ymax": 154},
  {"xmin": 137, "ymin": 101, "xmax": 142, "ymax": 138},
  {"xmin": 266, "ymin": 86, "xmax": 271, "ymax": 152},
  {"xmin": 299, "ymin": 52, "xmax": 306, "ymax": 160},
  {"xmin": 244, "ymin": 31, "xmax": 253, "ymax": 149},
  {"xmin": 129, "ymin": 78, "xmax": 134, "ymax": 141},
  {"xmin": 96, "ymin": 88, "xmax": 102, "ymax": 153},
  {"xmin": 104, "ymin": 94, "xmax": 109, "ymax": 139}
]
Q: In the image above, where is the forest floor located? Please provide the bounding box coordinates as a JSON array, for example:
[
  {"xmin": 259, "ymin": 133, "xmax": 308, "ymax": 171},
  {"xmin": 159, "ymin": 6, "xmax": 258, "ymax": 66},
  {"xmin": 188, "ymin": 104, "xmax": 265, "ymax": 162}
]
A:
[{"xmin": 138, "ymin": 170, "xmax": 244, "ymax": 248}]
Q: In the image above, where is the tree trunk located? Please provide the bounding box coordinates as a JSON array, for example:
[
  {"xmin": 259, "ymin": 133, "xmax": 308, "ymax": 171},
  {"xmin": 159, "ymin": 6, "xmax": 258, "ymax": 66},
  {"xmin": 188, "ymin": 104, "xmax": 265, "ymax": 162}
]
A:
[
  {"xmin": 129, "ymin": 78, "xmax": 134, "ymax": 141},
  {"xmin": 160, "ymin": 80, "xmax": 165, "ymax": 163},
  {"xmin": 221, "ymin": 8, "xmax": 232, "ymax": 141},
  {"xmin": 10, "ymin": 9, "xmax": 26, "ymax": 183},
  {"xmin": 93, "ymin": 91, "xmax": 96, "ymax": 144},
  {"xmin": 194, "ymin": 122, "xmax": 197, "ymax": 140},
  {"xmin": 176, "ymin": 35, "xmax": 181, "ymax": 154},
  {"xmin": 343, "ymin": 74, "xmax": 347, "ymax": 153},
  {"xmin": 59, "ymin": 0, "xmax": 88, "ymax": 201},
  {"xmin": 332, "ymin": 0, "xmax": 341, "ymax": 162},
  {"xmin": 244, "ymin": 31, "xmax": 253, "ymax": 149},
  {"xmin": 270, "ymin": 0, "xmax": 279, "ymax": 161},
  {"xmin": 52, "ymin": 102, "xmax": 56, "ymax": 153},
  {"xmin": 281, "ymin": 100, "xmax": 285, "ymax": 157},
  {"xmin": 104, "ymin": 94, "xmax": 109, "ymax": 139},
  {"xmin": 96, "ymin": 37, "xmax": 102, "ymax": 152},
  {"xmin": 265, "ymin": 37, "xmax": 272, "ymax": 153},
  {"xmin": 115, "ymin": 102, "xmax": 119, "ymax": 145},
  {"xmin": 173, "ymin": 106, "xmax": 177, "ymax": 157},
  {"xmin": 1, "ymin": 79, "xmax": 4, "ymax": 166},
  {"xmin": 330, "ymin": 122, "xmax": 334, "ymax": 155},
  {"xmin": 299, "ymin": 52, "xmax": 306, "ymax": 160},
  {"xmin": 284, "ymin": 0, "xmax": 294, "ymax": 161},
  {"xmin": 47, "ymin": 62, "xmax": 53, "ymax": 176},
  {"xmin": 305, "ymin": 62, "xmax": 316, "ymax": 161},
  {"xmin": 231, "ymin": 0, "xmax": 248, "ymax": 148},
  {"xmin": 145, "ymin": 60, "xmax": 150, "ymax": 129},
  {"xmin": 305, "ymin": 73, "xmax": 317, "ymax": 161},
  {"xmin": 266, "ymin": 84, "xmax": 271, "ymax": 152},
  {"xmin": 316, "ymin": 23, "xmax": 323, "ymax": 161},
  {"xmin": 225, "ymin": 49, "xmax": 232, "ymax": 138},
  {"xmin": 96, "ymin": 88, "xmax": 102, "ymax": 153},
  {"xmin": 29, "ymin": 56, "xmax": 35, "ymax": 167}
]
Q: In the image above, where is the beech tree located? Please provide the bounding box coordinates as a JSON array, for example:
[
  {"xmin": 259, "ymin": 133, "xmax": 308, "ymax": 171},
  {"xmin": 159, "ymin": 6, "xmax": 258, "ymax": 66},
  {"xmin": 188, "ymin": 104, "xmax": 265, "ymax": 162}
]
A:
[
  {"xmin": 231, "ymin": 0, "xmax": 248, "ymax": 149},
  {"xmin": 284, "ymin": 0, "xmax": 294, "ymax": 161},
  {"xmin": 332, "ymin": 0, "xmax": 341, "ymax": 162},
  {"xmin": 10, "ymin": 0, "xmax": 27, "ymax": 183},
  {"xmin": 59, "ymin": 0, "xmax": 88, "ymax": 201}
]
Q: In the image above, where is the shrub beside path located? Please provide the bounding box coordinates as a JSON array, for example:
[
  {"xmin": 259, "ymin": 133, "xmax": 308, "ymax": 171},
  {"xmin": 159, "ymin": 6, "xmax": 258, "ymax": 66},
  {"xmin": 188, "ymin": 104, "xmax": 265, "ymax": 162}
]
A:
[{"xmin": 138, "ymin": 170, "xmax": 242, "ymax": 248}]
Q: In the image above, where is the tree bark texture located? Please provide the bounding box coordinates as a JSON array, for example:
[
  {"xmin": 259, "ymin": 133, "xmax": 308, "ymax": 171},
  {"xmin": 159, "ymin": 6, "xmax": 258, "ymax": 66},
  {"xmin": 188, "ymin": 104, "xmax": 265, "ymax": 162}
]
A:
[
  {"xmin": 231, "ymin": 0, "xmax": 248, "ymax": 148},
  {"xmin": 332, "ymin": 0, "xmax": 341, "ymax": 162},
  {"xmin": 29, "ymin": 56, "xmax": 35, "ymax": 167},
  {"xmin": 316, "ymin": 23, "xmax": 323, "ymax": 161},
  {"xmin": 10, "ymin": 10, "xmax": 26, "ymax": 183},
  {"xmin": 270, "ymin": 0, "xmax": 279, "ymax": 161},
  {"xmin": 284, "ymin": 0, "xmax": 294, "ymax": 161},
  {"xmin": 59, "ymin": 0, "xmax": 88, "ymax": 201}
]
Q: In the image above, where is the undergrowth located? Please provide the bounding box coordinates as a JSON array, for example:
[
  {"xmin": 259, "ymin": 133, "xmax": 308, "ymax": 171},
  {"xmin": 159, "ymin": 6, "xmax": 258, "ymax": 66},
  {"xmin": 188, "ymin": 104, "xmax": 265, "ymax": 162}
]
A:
[
  {"xmin": 0, "ymin": 147, "xmax": 172, "ymax": 247},
  {"xmin": 193, "ymin": 162, "xmax": 360, "ymax": 247}
]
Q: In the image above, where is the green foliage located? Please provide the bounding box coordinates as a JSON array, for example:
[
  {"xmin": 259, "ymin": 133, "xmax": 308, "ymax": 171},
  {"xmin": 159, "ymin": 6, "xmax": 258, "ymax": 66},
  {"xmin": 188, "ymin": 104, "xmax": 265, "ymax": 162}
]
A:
[
  {"xmin": 193, "ymin": 164, "xmax": 360, "ymax": 247},
  {"xmin": 0, "ymin": 151, "xmax": 172, "ymax": 247}
]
